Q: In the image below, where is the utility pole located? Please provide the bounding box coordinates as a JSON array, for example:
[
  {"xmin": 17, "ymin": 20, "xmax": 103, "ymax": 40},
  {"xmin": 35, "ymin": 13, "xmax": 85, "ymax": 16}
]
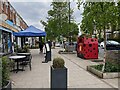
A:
[
  {"xmin": 68, "ymin": 2, "xmax": 71, "ymax": 42},
  {"xmin": 68, "ymin": 2, "xmax": 70, "ymax": 24},
  {"xmin": 100, "ymin": 2, "xmax": 106, "ymax": 72}
]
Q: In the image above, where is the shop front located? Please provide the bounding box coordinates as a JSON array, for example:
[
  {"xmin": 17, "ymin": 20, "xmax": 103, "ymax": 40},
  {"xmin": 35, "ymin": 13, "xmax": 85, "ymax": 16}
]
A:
[{"xmin": 0, "ymin": 27, "xmax": 12, "ymax": 54}]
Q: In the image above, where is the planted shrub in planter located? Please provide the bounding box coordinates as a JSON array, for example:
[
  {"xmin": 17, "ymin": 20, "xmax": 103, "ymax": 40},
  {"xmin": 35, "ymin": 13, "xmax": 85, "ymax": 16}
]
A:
[
  {"xmin": 91, "ymin": 61, "xmax": 120, "ymax": 72},
  {"xmin": 14, "ymin": 44, "xmax": 19, "ymax": 53},
  {"xmin": 87, "ymin": 61, "xmax": 120, "ymax": 78},
  {"xmin": 23, "ymin": 45, "xmax": 30, "ymax": 53},
  {"xmin": 1, "ymin": 56, "xmax": 12, "ymax": 90},
  {"xmin": 51, "ymin": 57, "xmax": 67, "ymax": 89},
  {"xmin": 17, "ymin": 45, "xmax": 30, "ymax": 53}
]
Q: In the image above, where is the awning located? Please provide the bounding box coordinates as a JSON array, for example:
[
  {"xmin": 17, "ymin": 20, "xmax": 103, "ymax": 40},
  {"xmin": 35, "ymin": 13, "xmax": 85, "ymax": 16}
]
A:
[{"xmin": 13, "ymin": 25, "xmax": 46, "ymax": 37}]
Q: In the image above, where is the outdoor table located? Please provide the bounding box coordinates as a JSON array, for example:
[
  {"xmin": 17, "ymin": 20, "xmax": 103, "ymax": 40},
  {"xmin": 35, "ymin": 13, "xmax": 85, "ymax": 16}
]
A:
[
  {"xmin": 17, "ymin": 53, "xmax": 31, "ymax": 61},
  {"xmin": 17, "ymin": 53, "xmax": 31, "ymax": 56},
  {"xmin": 0, "ymin": 53, "xmax": 6, "ymax": 57},
  {"xmin": 17, "ymin": 53, "xmax": 31, "ymax": 66},
  {"xmin": 9, "ymin": 56, "xmax": 26, "ymax": 73}
]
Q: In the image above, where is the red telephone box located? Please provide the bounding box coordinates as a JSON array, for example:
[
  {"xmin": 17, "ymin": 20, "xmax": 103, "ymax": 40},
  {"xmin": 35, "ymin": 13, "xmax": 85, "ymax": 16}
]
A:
[{"xmin": 77, "ymin": 36, "xmax": 98, "ymax": 59}]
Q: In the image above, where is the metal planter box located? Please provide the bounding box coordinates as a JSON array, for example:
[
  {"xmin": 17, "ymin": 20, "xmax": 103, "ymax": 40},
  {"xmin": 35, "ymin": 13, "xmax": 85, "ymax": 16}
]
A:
[
  {"xmin": 50, "ymin": 66, "xmax": 67, "ymax": 89},
  {"xmin": 65, "ymin": 45, "xmax": 75, "ymax": 52},
  {"xmin": 2, "ymin": 80, "xmax": 12, "ymax": 90}
]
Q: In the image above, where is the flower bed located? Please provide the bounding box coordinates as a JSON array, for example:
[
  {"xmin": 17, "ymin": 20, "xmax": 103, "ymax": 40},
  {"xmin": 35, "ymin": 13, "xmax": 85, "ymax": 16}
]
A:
[
  {"xmin": 87, "ymin": 61, "xmax": 120, "ymax": 79},
  {"xmin": 92, "ymin": 62, "xmax": 120, "ymax": 72}
]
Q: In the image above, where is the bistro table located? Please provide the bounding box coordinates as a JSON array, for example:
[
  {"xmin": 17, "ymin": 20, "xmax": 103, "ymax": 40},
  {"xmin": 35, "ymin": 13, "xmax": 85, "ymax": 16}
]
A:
[
  {"xmin": 0, "ymin": 53, "xmax": 6, "ymax": 57},
  {"xmin": 17, "ymin": 53, "xmax": 31, "ymax": 56},
  {"xmin": 17, "ymin": 53, "xmax": 31, "ymax": 62},
  {"xmin": 9, "ymin": 55, "xmax": 26, "ymax": 73}
]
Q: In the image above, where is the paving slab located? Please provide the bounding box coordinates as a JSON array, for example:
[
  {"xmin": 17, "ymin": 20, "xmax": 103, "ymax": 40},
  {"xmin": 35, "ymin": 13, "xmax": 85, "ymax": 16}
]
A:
[
  {"xmin": 10, "ymin": 48, "xmax": 119, "ymax": 89},
  {"xmin": 11, "ymin": 49, "xmax": 51, "ymax": 88},
  {"xmin": 53, "ymin": 47, "xmax": 119, "ymax": 88}
]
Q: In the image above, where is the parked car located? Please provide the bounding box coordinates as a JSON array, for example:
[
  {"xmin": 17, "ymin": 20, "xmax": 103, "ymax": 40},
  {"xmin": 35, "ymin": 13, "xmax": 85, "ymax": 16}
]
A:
[
  {"xmin": 55, "ymin": 42, "xmax": 60, "ymax": 47},
  {"xmin": 100, "ymin": 40, "xmax": 120, "ymax": 50}
]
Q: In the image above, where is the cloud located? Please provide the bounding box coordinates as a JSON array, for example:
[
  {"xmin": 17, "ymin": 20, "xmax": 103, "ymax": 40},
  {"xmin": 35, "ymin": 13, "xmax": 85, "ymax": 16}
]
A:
[
  {"xmin": 11, "ymin": 2, "xmax": 51, "ymax": 30},
  {"xmin": 10, "ymin": 2, "xmax": 82, "ymax": 30},
  {"xmin": 71, "ymin": 2, "xmax": 83, "ymax": 23}
]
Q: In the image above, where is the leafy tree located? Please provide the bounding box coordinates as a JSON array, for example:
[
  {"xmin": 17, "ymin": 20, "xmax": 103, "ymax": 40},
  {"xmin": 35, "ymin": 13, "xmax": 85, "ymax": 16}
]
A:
[
  {"xmin": 77, "ymin": 1, "xmax": 119, "ymax": 72},
  {"xmin": 41, "ymin": 2, "xmax": 79, "ymax": 41}
]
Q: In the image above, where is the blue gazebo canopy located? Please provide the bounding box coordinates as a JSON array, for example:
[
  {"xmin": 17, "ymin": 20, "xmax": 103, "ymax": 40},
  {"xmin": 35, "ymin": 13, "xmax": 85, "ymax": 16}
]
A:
[{"xmin": 13, "ymin": 25, "xmax": 46, "ymax": 37}]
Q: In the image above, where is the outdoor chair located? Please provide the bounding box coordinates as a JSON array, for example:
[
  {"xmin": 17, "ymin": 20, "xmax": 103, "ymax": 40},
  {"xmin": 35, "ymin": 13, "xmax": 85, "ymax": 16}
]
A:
[
  {"xmin": 9, "ymin": 53, "xmax": 24, "ymax": 72},
  {"xmin": 20, "ymin": 54, "xmax": 32, "ymax": 71},
  {"xmin": 9, "ymin": 58, "xmax": 16, "ymax": 72},
  {"xmin": 9, "ymin": 53, "xmax": 16, "ymax": 71}
]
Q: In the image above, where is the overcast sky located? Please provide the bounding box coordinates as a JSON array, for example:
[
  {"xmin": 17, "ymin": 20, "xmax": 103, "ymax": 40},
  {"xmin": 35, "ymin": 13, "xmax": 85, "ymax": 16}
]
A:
[{"xmin": 10, "ymin": 1, "xmax": 83, "ymax": 31}]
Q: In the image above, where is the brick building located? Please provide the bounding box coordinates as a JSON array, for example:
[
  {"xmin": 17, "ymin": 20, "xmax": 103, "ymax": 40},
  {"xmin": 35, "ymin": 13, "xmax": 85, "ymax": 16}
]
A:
[{"xmin": 0, "ymin": 0, "xmax": 28, "ymax": 54}]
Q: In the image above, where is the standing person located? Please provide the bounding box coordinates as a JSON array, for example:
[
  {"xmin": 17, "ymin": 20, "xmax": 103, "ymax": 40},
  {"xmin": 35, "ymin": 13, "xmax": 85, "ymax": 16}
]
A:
[
  {"xmin": 43, "ymin": 43, "xmax": 46, "ymax": 54},
  {"xmin": 44, "ymin": 41, "xmax": 51, "ymax": 62},
  {"xmin": 47, "ymin": 40, "xmax": 52, "ymax": 49},
  {"xmin": 53, "ymin": 41, "xmax": 55, "ymax": 47},
  {"xmin": 39, "ymin": 41, "xmax": 43, "ymax": 53}
]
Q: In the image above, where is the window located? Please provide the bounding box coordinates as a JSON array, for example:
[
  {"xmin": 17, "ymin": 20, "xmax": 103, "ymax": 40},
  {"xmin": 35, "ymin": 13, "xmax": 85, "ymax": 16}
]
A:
[
  {"xmin": 1, "ymin": 1, "xmax": 3, "ymax": 11},
  {"xmin": 2, "ymin": 31, "xmax": 12, "ymax": 53},
  {"xmin": 5, "ymin": 2, "xmax": 8, "ymax": 14}
]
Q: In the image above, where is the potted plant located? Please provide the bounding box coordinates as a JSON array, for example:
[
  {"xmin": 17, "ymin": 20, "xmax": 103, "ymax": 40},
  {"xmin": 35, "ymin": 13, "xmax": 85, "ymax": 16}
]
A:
[
  {"xmin": 17, "ymin": 45, "xmax": 30, "ymax": 53},
  {"xmin": 50, "ymin": 57, "xmax": 67, "ymax": 89},
  {"xmin": 14, "ymin": 44, "xmax": 19, "ymax": 53},
  {"xmin": 1, "ymin": 56, "xmax": 12, "ymax": 90},
  {"xmin": 22, "ymin": 45, "xmax": 30, "ymax": 53}
]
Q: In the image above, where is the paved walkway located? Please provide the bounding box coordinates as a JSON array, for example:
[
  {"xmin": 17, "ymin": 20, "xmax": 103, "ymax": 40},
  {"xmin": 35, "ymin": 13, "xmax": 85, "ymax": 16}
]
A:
[{"xmin": 10, "ymin": 48, "xmax": 119, "ymax": 89}]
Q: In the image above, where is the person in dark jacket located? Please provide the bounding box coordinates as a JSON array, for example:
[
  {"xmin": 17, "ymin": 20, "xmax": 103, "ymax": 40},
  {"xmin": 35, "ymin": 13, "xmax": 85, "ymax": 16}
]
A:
[
  {"xmin": 47, "ymin": 40, "xmax": 52, "ymax": 49},
  {"xmin": 39, "ymin": 41, "xmax": 44, "ymax": 53}
]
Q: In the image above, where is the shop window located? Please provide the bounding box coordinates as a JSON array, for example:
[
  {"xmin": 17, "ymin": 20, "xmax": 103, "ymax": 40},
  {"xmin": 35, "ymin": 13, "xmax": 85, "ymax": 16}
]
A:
[
  {"xmin": 1, "ymin": 2, "xmax": 3, "ymax": 11},
  {"xmin": 6, "ymin": 2, "xmax": 8, "ymax": 14},
  {"xmin": 3, "ymin": 3, "xmax": 7, "ymax": 14},
  {"xmin": 2, "ymin": 31, "xmax": 12, "ymax": 53}
]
